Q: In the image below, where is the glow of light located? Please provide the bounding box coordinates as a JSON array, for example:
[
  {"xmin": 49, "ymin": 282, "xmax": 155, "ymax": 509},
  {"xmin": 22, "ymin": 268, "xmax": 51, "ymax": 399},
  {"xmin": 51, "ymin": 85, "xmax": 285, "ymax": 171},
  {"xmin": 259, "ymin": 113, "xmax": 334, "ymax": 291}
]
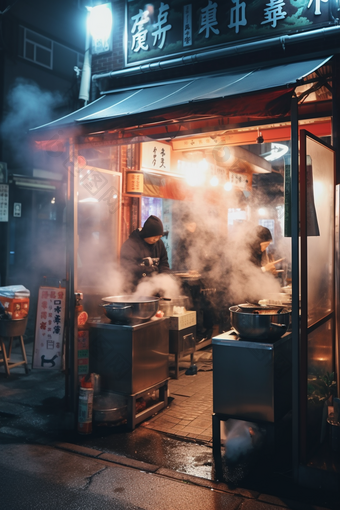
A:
[
  {"xmin": 112, "ymin": 194, "xmax": 118, "ymax": 199},
  {"xmin": 313, "ymin": 180, "xmax": 324, "ymax": 201},
  {"xmin": 181, "ymin": 159, "xmax": 207, "ymax": 187},
  {"xmin": 264, "ymin": 143, "xmax": 289, "ymax": 161},
  {"xmin": 79, "ymin": 197, "xmax": 98, "ymax": 203},
  {"xmin": 51, "ymin": 197, "xmax": 55, "ymax": 204},
  {"xmin": 88, "ymin": 3, "xmax": 113, "ymax": 45},
  {"xmin": 199, "ymin": 158, "xmax": 209, "ymax": 171},
  {"xmin": 224, "ymin": 182, "xmax": 232, "ymax": 191},
  {"xmin": 258, "ymin": 208, "xmax": 266, "ymax": 216},
  {"xmin": 210, "ymin": 176, "xmax": 219, "ymax": 187}
]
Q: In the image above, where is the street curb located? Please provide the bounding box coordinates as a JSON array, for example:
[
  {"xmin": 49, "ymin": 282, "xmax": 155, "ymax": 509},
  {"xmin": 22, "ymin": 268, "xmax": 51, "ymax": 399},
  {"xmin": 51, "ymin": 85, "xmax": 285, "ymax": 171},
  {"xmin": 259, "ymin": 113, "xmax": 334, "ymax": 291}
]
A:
[
  {"xmin": 52, "ymin": 440, "xmax": 310, "ymax": 510},
  {"xmin": 51, "ymin": 441, "xmax": 335, "ymax": 510},
  {"xmin": 53, "ymin": 441, "xmax": 160, "ymax": 472}
]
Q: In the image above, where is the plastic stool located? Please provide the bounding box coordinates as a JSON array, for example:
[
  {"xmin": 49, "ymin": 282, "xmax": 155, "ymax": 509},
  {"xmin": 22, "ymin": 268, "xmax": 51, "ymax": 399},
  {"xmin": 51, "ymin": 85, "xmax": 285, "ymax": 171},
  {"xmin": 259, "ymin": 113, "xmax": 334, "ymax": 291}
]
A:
[{"xmin": 0, "ymin": 317, "xmax": 29, "ymax": 377}]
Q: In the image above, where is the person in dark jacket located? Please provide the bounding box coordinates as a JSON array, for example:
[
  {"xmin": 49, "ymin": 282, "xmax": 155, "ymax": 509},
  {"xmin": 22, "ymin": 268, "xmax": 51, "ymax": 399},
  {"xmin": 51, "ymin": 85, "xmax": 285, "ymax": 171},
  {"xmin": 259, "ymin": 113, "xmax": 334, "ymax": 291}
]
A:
[
  {"xmin": 120, "ymin": 215, "xmax": 170, "ymax": 290},
  {"xmin": 248, "ymin": 225, "xmax": 277, "ymax": 275}
]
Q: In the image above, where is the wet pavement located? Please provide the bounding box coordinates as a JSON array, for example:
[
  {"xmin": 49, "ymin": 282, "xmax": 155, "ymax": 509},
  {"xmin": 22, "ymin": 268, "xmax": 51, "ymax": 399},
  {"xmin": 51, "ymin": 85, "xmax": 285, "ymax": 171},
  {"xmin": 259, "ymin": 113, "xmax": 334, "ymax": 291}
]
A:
[{"xmin": 0, "ymin": 335, "xmax": 340, "ymax": 509}]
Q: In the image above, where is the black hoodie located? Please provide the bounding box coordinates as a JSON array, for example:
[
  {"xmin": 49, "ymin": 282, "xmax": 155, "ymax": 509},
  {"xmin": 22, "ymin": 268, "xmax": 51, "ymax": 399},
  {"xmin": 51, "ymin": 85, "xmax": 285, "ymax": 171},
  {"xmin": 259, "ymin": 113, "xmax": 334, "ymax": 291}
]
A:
[{"xmin": 120, "ymin": 229, "xmax": 170, "ymax": 289}]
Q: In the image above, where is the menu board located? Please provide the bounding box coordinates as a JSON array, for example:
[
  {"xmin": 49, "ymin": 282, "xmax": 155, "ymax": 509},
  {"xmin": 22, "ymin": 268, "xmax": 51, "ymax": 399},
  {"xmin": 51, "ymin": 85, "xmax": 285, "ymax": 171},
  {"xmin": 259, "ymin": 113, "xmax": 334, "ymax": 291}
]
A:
[
  {"xmin": 0, "ymin": 184, "xmax": 9, "ymax": 222},
  {"xmin": 33, "ymin": 286, "xmax": 66, "ymax": 370}
]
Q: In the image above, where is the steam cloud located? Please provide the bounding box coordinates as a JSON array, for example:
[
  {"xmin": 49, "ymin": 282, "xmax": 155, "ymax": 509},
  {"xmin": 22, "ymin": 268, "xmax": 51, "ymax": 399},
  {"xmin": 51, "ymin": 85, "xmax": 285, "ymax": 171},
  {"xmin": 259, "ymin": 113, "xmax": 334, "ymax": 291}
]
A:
[
  {"xmin": 78, "ymin": 176, "xmax": 289, "ymax": 318},
  {"xmin": 1, "ymin": 78, "xmax": 63, "ymax": 165}
]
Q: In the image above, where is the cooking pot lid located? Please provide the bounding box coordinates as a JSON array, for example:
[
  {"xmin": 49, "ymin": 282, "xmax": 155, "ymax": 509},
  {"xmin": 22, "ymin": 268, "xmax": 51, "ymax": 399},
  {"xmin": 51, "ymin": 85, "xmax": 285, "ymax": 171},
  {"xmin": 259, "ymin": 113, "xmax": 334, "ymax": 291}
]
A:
[
  {"xmin": 237, "ymin": 303, "xmax": 260, "ymax": 310},
  {"xmin": 235, "ymin": 303, "xmax": 290, "ymax": 313},
  {"xmin": 102, "ymin": 295, "xmax": 159, "ymax": 304}
]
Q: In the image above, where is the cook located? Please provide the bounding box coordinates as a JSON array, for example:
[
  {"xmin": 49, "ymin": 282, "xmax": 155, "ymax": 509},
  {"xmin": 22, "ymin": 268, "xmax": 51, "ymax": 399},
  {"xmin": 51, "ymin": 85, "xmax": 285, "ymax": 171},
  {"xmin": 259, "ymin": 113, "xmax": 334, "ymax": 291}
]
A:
[
  {"xmin": 120, "ymin": 215, "xmax": 170, "ymax": 290},
  {"xmin": 248, "ymin": 225, "xmax": 282, "ymax": 276}
]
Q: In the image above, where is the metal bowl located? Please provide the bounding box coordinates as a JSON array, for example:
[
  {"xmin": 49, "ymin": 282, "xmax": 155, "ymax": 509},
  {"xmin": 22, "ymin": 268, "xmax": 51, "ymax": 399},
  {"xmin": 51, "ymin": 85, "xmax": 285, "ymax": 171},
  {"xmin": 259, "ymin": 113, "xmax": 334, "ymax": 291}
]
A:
[
  {"xmin": 93, "ymin": 392, "xmax": 127, "ymax": 424},
  {"xmin": 229, "ymin": 305, "xmax": 291, "ymax": 340},
  {"xmin": 101, "ymin": 295, "xmax": 159, "ymax": 323}
]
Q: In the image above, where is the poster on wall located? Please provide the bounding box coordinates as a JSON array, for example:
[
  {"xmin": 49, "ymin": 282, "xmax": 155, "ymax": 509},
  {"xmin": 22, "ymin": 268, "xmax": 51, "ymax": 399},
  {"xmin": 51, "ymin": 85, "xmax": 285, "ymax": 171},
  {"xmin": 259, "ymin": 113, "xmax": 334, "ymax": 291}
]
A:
[{"xmin": 33, "ymin": 286, "xmax": 66, "ymax": 370}]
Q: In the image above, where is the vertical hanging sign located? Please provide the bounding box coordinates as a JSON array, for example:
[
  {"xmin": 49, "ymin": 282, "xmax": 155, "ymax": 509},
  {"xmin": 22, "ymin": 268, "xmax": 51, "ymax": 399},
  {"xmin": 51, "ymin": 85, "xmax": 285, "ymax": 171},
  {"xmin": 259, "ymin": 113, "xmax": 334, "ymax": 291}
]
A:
[
  {"xmin": 0, "ymin": 184, "xmax": 9, "ymax": 222},
  {"xmin": 33, "ymin": 286, "xmax": 66, "ymax": 369}
]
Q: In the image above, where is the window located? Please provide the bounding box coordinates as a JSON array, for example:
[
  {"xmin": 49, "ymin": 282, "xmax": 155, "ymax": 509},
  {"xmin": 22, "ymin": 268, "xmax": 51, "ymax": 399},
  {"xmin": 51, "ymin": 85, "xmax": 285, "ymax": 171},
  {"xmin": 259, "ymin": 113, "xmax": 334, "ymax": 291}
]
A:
[
  {"xmin": 20, "ymin": 27, "xmax": 53, "ymax": 69},
  {"xmin": 19, "ymin": 26, "xmax": 83, "ymax": 79}
]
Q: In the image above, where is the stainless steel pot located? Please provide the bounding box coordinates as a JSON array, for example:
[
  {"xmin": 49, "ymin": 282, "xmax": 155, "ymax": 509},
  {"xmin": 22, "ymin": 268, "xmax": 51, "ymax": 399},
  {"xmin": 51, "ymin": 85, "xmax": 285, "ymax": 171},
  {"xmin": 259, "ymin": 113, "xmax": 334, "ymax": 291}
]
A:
[
  {"xmin": 158, "ymin": 295, "xmax": 190, "ymax": 317},
  {"xmin": 101, "ymin": 295, "xmax": 159, "ymax": 323},
  {"xmin": 229, "ymin": 305, "xmax": 291, "ymax": 340}
]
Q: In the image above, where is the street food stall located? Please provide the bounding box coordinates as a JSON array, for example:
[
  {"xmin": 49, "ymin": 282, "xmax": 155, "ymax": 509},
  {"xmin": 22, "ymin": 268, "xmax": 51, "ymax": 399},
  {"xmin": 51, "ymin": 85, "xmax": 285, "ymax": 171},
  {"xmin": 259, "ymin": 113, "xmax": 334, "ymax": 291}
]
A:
[{"xmin": 30, "ymin": 55, "xmax": 339, "ymax": 487}]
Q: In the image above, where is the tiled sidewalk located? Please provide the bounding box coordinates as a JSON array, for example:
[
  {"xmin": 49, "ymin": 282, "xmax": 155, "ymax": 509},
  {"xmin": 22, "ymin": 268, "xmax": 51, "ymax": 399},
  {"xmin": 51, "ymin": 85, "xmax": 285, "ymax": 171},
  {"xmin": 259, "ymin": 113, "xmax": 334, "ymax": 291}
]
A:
[{"xmin": 142, "ymin": 350, "xmax": 213, "ymax": 443}]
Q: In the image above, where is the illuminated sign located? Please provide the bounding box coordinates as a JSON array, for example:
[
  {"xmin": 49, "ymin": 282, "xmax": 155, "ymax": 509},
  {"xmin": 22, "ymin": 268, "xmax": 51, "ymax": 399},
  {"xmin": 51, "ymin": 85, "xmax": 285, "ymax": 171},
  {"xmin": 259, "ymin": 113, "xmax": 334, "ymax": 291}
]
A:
[
  {"xmin": 126, "ymin": 171, "xmax": 144, "ymax": 194},
  {"xmin": 126, "ymin": 0, "xmax": 334, "ymax": 65},
  {"xmin": 141, "ymin": 141, "xmax": 171, "ymax": 172}
]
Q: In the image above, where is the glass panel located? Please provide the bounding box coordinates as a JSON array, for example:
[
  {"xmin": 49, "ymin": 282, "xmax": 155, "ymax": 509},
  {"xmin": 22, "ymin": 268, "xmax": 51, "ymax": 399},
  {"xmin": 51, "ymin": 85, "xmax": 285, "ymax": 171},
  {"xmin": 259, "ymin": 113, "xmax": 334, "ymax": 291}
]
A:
[
  {"xmin": 77, "ymin": 167, "xmax": 121, "ymax": 301},
  {"xmin": 26, "ymin": 29, "xmax": 52, "ymax": 49},
  {"xmin": 306, "ymin": 137, "xmax": 334, "ymax": 324},
  {"xmin": 307, "ymin": 319, "xmax": 334, "ymax": 449},
  {"xmin": 36, "ymin": 46, "xmax": 51, "ymax": 67},
  {"xmin": 25, "ymin": 41, "xmax": 34, "ymax": 60}
]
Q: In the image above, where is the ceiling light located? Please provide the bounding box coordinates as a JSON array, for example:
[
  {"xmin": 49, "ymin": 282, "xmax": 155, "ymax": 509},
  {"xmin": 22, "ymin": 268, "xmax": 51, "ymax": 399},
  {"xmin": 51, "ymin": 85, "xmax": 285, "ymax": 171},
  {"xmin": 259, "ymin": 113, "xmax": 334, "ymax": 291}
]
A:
[{"xmin": 210, "ymin": 176, "xmax": 219, "ymax": 187}]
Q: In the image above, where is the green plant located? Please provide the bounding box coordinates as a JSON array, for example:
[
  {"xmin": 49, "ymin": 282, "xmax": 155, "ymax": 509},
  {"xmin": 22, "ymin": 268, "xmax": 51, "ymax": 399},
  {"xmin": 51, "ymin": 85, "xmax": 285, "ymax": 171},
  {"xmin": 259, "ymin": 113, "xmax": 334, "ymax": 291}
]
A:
[{"xmin": 307, "ymin": 371, "xmax": 337, "ymax": 405}]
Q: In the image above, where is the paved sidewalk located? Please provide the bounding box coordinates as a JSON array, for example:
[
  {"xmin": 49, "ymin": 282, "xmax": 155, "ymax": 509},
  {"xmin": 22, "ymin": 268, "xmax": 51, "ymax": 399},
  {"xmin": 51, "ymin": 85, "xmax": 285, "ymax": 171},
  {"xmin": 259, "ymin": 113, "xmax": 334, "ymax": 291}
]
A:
[
  {"xmin": 143, "ymin": 351, "xmax": 213, "ymax": 442},
  {"xmin": 1, "ymin": 336, "xmax": 340, "ymax": 510}
]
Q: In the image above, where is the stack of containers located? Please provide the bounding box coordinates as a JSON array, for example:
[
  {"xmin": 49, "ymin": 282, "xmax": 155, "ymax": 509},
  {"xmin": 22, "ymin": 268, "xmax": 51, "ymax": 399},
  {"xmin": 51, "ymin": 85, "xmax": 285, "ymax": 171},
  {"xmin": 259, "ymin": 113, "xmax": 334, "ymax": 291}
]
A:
[{"xmin": 0, "ymin": 285, "xmax": 30, "ymax": 320}]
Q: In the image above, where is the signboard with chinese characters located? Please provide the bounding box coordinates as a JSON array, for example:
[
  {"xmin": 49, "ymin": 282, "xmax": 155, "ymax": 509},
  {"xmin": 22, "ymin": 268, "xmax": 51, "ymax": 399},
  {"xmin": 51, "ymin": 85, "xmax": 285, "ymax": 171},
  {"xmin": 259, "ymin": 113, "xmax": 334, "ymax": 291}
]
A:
[
  {"xmin": 0, "ymin": 184, "xmax": 9, "ymax": 222},
  {"xmin": 126, "ymin": 171, "xmax": 144, "ymax": 194},
  {"xmin": 126, "ymin": 0, "xmax": 334, "ymax": 65},
  {"xmin": 33, "ymin": 286, "xmax": 66, "ymax": 370},
  {"xmin": 141, "ymin": 141, "xmax": 171, "ymax": 173},
  {"xmin": 229, "ymin": 170, "xmax": 250, "ymax": 190}
]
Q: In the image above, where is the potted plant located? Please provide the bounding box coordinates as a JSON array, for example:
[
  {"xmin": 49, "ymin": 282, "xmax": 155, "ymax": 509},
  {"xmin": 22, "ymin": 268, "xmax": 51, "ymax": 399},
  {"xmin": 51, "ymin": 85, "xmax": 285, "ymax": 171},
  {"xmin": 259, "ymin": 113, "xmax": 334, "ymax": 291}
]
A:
[{"xmin": 307, "ymin": 371, "xmax": 337, "ymax": 445}]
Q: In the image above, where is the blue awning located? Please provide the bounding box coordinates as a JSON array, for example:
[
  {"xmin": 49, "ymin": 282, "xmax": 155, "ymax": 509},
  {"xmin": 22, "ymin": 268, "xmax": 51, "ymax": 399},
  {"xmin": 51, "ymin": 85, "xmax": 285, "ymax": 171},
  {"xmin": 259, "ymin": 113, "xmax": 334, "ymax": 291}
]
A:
[{"xmin": 31, "ymin": 57, "xmax": 331, "ymax": 134}]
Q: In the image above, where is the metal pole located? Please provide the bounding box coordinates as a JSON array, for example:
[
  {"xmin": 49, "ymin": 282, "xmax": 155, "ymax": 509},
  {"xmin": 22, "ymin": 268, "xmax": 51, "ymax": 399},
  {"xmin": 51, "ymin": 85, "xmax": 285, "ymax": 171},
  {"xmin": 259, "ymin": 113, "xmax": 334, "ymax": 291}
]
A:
[
  {"xmin": 290, "ymin": 96, "xmax": 300, "ymax": 480},
  {"xmin": 65, "ymin": 140, "xmax": 77, "ymax": 421}
]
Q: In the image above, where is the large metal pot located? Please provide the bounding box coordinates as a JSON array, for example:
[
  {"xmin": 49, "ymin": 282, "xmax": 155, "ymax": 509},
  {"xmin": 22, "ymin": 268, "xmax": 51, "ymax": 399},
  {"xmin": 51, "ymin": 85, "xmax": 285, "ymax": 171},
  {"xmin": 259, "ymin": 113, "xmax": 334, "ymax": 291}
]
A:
[
  {"xmin": 101, "ymin": 295, "xmax": 159, "ymax": 323},
  {"xmin": 158, "ymin": 295, "xmax": 190, "ymax": 317},
  {"xmin": 229, "ymin": 305, "xmax": 291, "ymax": 340}
]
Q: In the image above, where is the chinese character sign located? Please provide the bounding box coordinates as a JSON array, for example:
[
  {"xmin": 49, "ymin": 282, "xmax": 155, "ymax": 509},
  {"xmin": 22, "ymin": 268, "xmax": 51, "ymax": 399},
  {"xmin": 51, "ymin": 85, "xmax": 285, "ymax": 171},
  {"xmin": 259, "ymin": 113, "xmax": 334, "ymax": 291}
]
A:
[
  {"xmin": 0, "ymin": 184, "xmax": 9, "ymax": 222},
  {"xmin": 141, "ymin": 141, "xmax": 171, "ymax": 172},
  {"xmin": 33, "ymin": 286, "xmax": 66, "ymax": 369},
  {"xmin": 126, "ymin": 171, "xmax": 144, "ymax": 194},
  {"xmin": 127, "ymin": 0, "xmax": 332, "ymax": 65}
]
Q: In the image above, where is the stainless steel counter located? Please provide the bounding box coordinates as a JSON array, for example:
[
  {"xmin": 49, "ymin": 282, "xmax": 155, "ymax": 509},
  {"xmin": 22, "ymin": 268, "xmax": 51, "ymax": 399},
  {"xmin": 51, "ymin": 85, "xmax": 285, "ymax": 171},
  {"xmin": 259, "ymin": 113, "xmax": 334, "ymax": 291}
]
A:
[
  {"xmin": 89, "ymin": 317, "xmax": 169, "ymax": 395},
  {"xmin": 212, "ymin": 330, "xmax": 292, "ymax": 423}
]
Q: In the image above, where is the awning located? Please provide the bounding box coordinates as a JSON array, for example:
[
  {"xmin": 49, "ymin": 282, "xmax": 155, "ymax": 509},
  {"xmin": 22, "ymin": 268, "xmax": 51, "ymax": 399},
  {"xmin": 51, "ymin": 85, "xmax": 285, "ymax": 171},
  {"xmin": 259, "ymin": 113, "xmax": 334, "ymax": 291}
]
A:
[{"xmin": 31, "ymin": 57, "xmax": 331, "ymax": 138}]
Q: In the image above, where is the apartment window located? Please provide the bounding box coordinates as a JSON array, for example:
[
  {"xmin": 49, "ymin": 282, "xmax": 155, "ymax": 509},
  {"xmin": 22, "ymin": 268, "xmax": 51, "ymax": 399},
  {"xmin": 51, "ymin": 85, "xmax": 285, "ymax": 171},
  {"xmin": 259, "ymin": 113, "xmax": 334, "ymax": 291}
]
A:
[
  {"xmin": 20, "ymin": 27, "xmax": 53, "ymax": 69},
  {"xmin": 19, "ymin": 26, "xmax": 84, "ymax": 79}
]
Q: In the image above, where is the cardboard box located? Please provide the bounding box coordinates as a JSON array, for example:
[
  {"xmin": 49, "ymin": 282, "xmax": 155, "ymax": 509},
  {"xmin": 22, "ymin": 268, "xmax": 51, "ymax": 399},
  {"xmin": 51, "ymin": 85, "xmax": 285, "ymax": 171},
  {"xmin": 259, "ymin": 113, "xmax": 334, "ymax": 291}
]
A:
[{"xmin": 0, "ymin": 296, "xmax": 30, "ymax": 320}]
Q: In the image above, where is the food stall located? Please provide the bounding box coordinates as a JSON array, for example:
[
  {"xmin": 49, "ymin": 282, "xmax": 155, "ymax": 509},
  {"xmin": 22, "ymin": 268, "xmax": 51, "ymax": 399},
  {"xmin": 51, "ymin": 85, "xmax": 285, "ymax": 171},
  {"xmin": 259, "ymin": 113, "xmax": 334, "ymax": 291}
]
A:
[{"xmin": 30, "ymin": 54, "xmax": 339, "ymax": 486}]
